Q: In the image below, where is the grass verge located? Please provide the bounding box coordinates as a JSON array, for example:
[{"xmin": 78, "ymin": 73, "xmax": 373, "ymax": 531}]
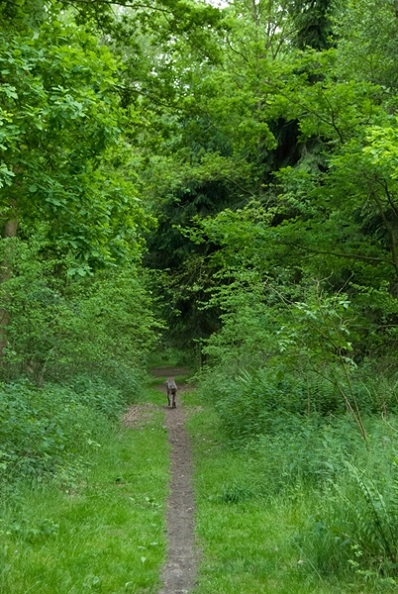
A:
[
  {"xmin": 187, "ymin": 399, "xmax": 397, "ymax": 594},
  {"xmin": 0, "ymin": 408, "xmax": 169, "ymax": 594}
]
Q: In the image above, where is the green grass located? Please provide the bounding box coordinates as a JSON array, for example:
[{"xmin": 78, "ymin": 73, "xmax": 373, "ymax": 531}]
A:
[
  {"xmin": 4, "ymin": 368, "xmax": 397, "ymax": 593},
  {"xmin": 0, "ymin": 410, "xmax": 169, "ymax": 594},
  {"xmin": 187, "ymin": 398, "xmax": 398, "ymax": 594}
]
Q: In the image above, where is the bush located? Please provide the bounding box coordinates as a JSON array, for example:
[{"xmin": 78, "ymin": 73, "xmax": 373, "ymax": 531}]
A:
[
  {"xmin": 197, "ymin": 368, "xmax": 339, "ymax": 441},
  {"xmin": 0, "ymin": 238, "xmax": 159, "ymax": 387},
  {"xmin": 0, "ymin": 379, "xmax": 126, "ymax": 491},
  {"xmin": 197, "ymin": 365, "xmax": 398, "ymax": 442},
  {"xmin": 289, "ymin": 417, "xmax": 398, "ymax": 578}
]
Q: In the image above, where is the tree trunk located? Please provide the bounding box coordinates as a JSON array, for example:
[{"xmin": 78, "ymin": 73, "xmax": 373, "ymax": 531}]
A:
[
  {"xmin": 5, "ymin": 220, "xmax": 18, "ymax": 238},
  {"xmin": 0, "ymin": 219, "xmax": 19, "ymax": 361}
]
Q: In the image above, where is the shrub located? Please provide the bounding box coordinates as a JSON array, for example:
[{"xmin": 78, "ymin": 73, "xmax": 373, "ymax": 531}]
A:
[
  {"xmin": 292, "ymin": 417, "xmax": 398, "ymax": 578},
  {"xmin": 0, "ymin": 238, "xmax": 159, "ymax": 386},
  {"xmin": 197, "ymin": 364, "xmax": 398, "ymax": 442},
  {"xmin": 0, "ymin": 379, "xmax": 126, "ymax": 491}
]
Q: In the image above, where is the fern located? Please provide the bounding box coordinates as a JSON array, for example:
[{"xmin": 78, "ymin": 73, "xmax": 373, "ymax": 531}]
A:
[{"xmin": 345, "ymin": 461, "xmax": 398, "ymax": 567}]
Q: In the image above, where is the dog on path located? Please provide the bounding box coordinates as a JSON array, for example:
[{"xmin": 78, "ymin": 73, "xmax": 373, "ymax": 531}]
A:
[{"xmin": 166, "ymin": 378, "xmax": 177, "ymax": 408}]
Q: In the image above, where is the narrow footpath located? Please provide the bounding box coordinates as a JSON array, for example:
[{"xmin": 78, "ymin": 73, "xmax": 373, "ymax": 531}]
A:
[{"xmin": 152, "ymin": 368, "xmax": 198, "ymax": 594}]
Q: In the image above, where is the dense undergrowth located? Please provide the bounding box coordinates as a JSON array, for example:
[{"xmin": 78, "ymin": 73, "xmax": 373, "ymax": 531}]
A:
[
  {"xmin": 190, "ymin": 363, "xmax": 398, "ymax": 591},
  {"xmin": 0, "ymin": 376, "xmax": 142, "ymax": 492},
  {"xmin": 198, "ymin": 367, "xmax": 398, "ymax": 439}
]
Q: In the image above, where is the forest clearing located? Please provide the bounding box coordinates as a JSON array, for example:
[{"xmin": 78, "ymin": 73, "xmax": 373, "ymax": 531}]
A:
[{"xmin": 2, "ymin": 0, "xmax": 398, "ymax": 592}]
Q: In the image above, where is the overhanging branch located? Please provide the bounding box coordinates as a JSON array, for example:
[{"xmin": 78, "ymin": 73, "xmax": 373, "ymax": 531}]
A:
[
  {"xmin": 287, "ymin": 242, "xmax": 394, "ymax": 268},
  {"xmin": 63, "ymin": 0, "xmax": 174, "ymax": 15}
]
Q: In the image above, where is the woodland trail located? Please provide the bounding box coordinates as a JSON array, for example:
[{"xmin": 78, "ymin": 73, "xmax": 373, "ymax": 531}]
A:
[{"xmin": 152, "ymin": 367, "xmax": 198, "ymax": 594}]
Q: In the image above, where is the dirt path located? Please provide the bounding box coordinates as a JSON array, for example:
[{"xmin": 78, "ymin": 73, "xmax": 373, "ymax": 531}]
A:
[
  {"xmin": 123, "ymin": 372, "xmax": 197, "ymax": 592},
  {"xmin": 158, "ymin": 404, "xmax": 197, "ymax": 594},
  {"xmin": 154, "ymin": 370, "xmax": 198, "ymax": 594}
]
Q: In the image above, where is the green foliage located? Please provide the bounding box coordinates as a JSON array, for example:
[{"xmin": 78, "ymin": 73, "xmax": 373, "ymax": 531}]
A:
[
  {"xmin": 0, "ymin": 238, "xmax": 158, "ymax": 385},
  {"xmin": 289, "ymin": 0, "xmax": 334, "ymax": 50},
  {"xmin": 295, "ymin": 425, "xmax": 398, "ymax": 579},
  {"xmin": 334, "ymin": 0, "xmax": 398, "ymax": 91},
  {"xmin": 0, "ymin": 7, "xmax": 149, "ymax": 266},
  {"xmin": 135, "ymin": 0, "xmax": 398, "ymax": 367},
  {"xmin": 344, "ymin": 462, "xmax": 398, "ymax": 569},
  {"xmin": 0, "ymin": 379, "xmax": 126, "ymax": 490},
  {"xmin": 0, "ymin": 405, "xmax": 169, "ymax": 594},
  {"xmin": 199, "ymin": 370, "xmax": 340, "ymax": 441},
  {"xmin": 188, "ymin": 401, "xmax": 398, "ymax": 592},
  {"xmin": 190, "ymin": 253, "xmax": 376, "ymax": 450},
  {"xmin": 199, "ymin": 367, "xmax": 382, "ymax": 442}
]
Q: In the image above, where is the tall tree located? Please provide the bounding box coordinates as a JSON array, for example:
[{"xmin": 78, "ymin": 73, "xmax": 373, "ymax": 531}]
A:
[{"xmin": 0, "ymin": 0, "xmax": 153, "ymax": 363}]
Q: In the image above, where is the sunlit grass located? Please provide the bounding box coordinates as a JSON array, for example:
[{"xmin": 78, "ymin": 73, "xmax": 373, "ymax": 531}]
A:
[
  {"xmin": 187, "ymin": 401, "xmax": 397, "ymax": 594},
  {"xmin": 5, "ymin": 374, "xmax": 396, "ymax": 593},
  {"xmin": 0, "ymin": 411, "xmax": 169, "ymax": 594}
]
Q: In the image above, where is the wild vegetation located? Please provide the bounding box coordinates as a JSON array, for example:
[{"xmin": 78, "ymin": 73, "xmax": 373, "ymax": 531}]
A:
[
  {"xmin": 0, "ymin": 394, "xmax": 169, "ymax": 593},
  {"xmin": 2, "ymin": 0, "xmax": 398, "ymax": 591}
]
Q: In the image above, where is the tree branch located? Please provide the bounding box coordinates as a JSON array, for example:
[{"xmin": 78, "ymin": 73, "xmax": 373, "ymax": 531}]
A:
[
  {"xmin": 64, "ymin": 0, "xmax": 174, "ymax": 15},
  {"xmin": 290, "ymin": 242, "xmax": 394, "ymax": 268}
]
